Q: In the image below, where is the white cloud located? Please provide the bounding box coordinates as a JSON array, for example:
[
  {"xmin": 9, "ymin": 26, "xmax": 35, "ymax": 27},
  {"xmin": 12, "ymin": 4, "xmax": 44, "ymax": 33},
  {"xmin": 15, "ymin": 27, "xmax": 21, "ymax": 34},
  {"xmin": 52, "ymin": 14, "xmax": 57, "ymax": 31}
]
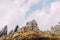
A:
[
  {"xmin": 26, "ymin": 10, "xmax": 50, "ymax": 31},
  {"xmin": 50, "ymin": 1, "xmax": 60, "ymax": 16},
  {"xmin": 0, "ymin": 0, "xmax": 27, "ymax": 32},
  {"xmin": 26, "ymin": 1, "xmax": 60, "ymax": 31},
  {"xmin": 50, "ymin": 1, "xmax": 60, "ymax": 26},
  {"xmin": 0, "ymin": 0, "xmax": 60, "ymax": 32},
  {"xmin": 0, "ymin": 0, "xmax": 40, "ymax": 33}
]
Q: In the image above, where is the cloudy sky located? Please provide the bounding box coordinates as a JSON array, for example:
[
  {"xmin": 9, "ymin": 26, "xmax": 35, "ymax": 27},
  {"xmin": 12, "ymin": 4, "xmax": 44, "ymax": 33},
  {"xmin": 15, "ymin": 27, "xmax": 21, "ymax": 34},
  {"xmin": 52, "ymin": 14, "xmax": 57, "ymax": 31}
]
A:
[{"xmin": 0, "ymin": 0, "xmax": 60, "ymax": 32}]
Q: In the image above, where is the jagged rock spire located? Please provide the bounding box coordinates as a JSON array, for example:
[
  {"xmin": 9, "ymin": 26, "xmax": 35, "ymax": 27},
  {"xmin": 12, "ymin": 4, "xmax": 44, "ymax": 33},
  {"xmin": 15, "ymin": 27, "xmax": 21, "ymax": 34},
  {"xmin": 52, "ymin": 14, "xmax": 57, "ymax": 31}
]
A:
[
  {"xmin": 26, "ymin": 21, "xmax": 32, "ymax": 27},
  {"xmin": 32, "ymin": 19, "xmax": 38, "ymax": 27},
  {"xmin": 20, "ymin": 19, "xmax": 40, "ymax": 31}
]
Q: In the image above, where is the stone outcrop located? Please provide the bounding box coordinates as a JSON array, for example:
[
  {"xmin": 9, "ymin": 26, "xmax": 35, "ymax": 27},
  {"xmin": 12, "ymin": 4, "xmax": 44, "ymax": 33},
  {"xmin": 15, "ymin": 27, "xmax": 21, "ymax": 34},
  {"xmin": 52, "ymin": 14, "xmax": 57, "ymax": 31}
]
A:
[
  {"xmin": 0, "ymin": 20, "xmax": 60, "ymax": 40},
  {"xmin": 20, "ymin": 20, "xmax": 40, "ymax": 31},
  {"xmin": 51, "ymin": 22, "xmax": 60, "ymax": 34}
]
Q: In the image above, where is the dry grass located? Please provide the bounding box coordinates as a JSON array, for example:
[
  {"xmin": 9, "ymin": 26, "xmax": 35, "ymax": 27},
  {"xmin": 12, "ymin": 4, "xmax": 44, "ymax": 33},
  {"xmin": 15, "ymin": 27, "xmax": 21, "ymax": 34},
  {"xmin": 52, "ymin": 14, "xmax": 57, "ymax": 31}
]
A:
[{"xmin": 0, "ymin": 30, "xmax": 60, "ymax": 40}]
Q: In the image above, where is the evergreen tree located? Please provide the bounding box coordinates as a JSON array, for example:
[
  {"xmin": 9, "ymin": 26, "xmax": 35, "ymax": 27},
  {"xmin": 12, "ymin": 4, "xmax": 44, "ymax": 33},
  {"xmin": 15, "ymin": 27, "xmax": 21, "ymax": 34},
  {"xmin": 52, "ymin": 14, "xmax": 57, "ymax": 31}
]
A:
[
  {"xmin": 14, "ymin": 25, "xmax": 19, "ymax": 32},
  {"xmin": 0, "ymin": 25, "xmax": 7, "ymax": 37},
  {"xmin": 3, "ymin": 25, "xmax": 7, "ymax": 36}
]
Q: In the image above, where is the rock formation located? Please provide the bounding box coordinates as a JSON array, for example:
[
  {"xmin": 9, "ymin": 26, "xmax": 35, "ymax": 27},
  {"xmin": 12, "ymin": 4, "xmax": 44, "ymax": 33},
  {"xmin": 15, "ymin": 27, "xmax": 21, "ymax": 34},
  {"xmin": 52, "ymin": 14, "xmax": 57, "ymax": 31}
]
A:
[
  {"xmin": 20, "ymin": 20, "xmax": 40, "ymax": 31},
  {"xmin": 0, "ymin": 20, "xmax": 60, "ymax": 40},
  {"xmin": 51, "ymin": 22, "xmax": 60, "ymax": 34}
]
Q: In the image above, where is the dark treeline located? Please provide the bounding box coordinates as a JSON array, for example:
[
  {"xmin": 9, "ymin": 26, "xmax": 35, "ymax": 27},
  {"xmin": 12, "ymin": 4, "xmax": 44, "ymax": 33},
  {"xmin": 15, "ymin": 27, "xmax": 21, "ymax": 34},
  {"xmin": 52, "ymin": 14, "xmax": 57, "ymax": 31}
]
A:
[{"xmin": 0, "ymin": 25, "xmax": 19, "ymax": 37}]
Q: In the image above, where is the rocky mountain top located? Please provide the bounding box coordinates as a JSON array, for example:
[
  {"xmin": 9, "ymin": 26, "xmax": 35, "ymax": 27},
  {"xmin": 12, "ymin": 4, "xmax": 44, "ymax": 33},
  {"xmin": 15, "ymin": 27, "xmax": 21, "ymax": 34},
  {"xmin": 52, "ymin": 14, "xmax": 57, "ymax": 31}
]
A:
[
  {"xmin": 20, "ymin": 20, "xmax": 40, "ymax": 31},
  {"xmin": 0, "ymin": 20, "xmax": 60, "ymax": 40}
]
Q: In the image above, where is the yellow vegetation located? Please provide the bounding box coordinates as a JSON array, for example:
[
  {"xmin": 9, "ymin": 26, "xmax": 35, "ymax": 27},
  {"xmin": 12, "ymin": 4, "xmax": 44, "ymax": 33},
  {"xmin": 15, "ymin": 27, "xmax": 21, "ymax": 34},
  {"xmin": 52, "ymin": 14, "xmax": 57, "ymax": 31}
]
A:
[{"xmin": 0, "ymin": 30, "xmax": 60, "ymax": 40}]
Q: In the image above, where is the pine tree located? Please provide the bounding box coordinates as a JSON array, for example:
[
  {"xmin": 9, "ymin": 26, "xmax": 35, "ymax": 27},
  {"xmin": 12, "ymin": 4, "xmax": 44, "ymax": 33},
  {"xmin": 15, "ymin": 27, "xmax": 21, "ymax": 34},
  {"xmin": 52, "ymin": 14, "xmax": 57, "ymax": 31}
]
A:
[
  {"xmin": 0, "ymin": 25, "xmax": 7, "ymax": 37},
  {"xmin": 3, "ymin": 25, "xmax": 7, "ymax": 36},
  {"xmin": 14, "ymin": 25, "xmax": 19, "ymax": 32}
]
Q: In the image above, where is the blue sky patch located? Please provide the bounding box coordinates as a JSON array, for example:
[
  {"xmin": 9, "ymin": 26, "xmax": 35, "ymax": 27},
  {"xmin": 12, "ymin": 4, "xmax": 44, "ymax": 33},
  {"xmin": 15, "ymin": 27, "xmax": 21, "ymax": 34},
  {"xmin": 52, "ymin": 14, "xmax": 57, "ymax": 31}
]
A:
[{"xmin": 25, "ymin": 0, "xmax": 60, "ymax": 19}]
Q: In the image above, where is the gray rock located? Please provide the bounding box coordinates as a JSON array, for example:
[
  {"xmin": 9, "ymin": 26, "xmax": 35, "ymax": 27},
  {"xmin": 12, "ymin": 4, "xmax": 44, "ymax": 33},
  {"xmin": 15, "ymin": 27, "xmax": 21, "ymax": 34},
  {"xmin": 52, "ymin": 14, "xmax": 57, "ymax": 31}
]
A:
[{"xmin": 20, "ymin": 20, "xmax": 40, "ymax": 31}]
